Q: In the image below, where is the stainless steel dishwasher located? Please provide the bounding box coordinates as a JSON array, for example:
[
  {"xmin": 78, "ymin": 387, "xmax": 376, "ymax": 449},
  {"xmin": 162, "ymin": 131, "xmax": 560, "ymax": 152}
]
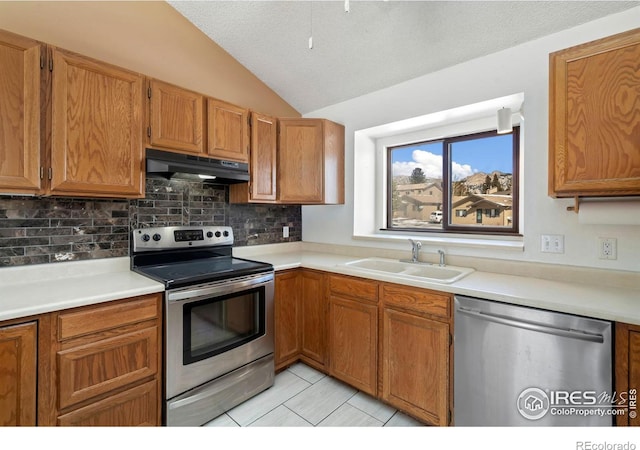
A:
[{"xmin": 454, "ymin": 295, "xmax": 613, "ymax": 426}]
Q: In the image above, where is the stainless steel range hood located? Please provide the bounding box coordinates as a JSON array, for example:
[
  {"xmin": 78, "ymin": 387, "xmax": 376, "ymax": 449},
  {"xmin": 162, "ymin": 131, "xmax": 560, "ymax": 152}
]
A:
[{"xmin": 145, "ymin": 148, "xmax": 249, "ymax": 184}]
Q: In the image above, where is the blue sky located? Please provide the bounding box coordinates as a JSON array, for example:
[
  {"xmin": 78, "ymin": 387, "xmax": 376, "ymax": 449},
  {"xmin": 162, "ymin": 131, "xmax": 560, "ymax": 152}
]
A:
[{"xmin": 391, "ymin": 134, "xmax": 513, "ymax": 180}]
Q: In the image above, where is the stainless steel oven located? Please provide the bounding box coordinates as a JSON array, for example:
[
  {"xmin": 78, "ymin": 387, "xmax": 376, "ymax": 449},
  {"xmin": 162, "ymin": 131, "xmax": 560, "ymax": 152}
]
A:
[{"xmin": 131, "ymin": 226, "xmax": 275, "ymax": 427}]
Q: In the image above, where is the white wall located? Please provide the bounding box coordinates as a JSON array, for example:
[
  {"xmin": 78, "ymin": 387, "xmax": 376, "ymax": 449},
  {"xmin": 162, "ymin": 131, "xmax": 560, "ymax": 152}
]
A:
[{"xmin": 302, "ymin": 7, "xmax": 640, "ymax": 273}]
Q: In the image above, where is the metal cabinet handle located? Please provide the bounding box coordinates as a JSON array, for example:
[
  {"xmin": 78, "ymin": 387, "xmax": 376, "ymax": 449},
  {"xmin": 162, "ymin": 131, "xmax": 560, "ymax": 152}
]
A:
[{"xmin": 456, "ymin": 307, "xmax": 604, "ymax": 343}]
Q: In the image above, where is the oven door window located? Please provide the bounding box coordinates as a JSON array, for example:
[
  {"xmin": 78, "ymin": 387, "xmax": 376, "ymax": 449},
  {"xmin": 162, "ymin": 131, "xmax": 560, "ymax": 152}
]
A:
[{"xmin": 183, "ymin": 287, "xmax": 265, "ymax": 365}]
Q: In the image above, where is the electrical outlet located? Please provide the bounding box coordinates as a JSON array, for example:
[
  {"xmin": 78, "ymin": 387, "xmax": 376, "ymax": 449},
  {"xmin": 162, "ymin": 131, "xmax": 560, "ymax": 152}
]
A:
[
  {"xmin": 598, "ymin": 237, "xmax": 617, "ymax": 260},
  {"xmin": 283, "ymin": 226, "xmax": 289, "ymax": 238},
  {"xmin": 541, "ymin": 234, "xmax": 564, "ymax": 254}
]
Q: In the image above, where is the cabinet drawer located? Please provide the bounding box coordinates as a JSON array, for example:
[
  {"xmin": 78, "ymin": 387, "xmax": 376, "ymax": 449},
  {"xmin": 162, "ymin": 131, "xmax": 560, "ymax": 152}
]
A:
[
  {"xmin": 380, "ymin": 283, "xmax": 451, "ymax": 319},
  {"xmin": 57, "ymin": 326, "xmax": 158, "ymax": 410},
  {"xmin": 329, "ymin": 274, "xmax": 378, "ymax": 303},
  {"xmin": 57, "ymin": 294, "xmax": 159, "ymax": 341},
  {"xmin": 57, "ymin": 380, "xmax": 158, "ymax": 426}
]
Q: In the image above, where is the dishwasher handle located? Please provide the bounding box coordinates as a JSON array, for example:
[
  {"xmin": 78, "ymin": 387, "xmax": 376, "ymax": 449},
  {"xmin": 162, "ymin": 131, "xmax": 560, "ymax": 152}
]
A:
[{"xmin": 456, "ymin": 307, "xmax": 605, "ymax": 343}]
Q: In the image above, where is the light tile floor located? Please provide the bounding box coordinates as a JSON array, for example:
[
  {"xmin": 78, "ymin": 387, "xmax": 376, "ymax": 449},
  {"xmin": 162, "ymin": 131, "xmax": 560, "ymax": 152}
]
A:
[{"xmin": 204, "ymin": 362, "xmax": 425, "ymax": 427}]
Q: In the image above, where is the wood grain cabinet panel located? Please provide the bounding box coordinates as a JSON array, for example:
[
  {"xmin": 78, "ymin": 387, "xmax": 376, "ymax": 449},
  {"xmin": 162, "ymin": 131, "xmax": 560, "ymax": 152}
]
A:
[
  {"xmin": 549, "ymin": 28, "xmax": 640, "ymax": 197},
  {"xmin": 274, "ymin": 270, "xmax": 301, "ymax": 370},
  {"xmin": 148, "ymin": 79, "xmax": 204, "ymax": 154},
  {"xmin": 382, "ymin": 308, "xmax": 449, "ymax": 426},
  {"xmin": 50, "ymin": 48, "xmax": 144, "ymax": 198},
  {"xmin": 229, "ymin": 112, "xmax": 278, "ymax": 203},
  {"xmin": 57, "ymin": 326, "xmax": 158, "ymax": 410},
  {"xmin": 300, "ymin": 270, "xmax": 327, "ymax": 369},
  {"xmin": 57, "ymin": 380, "xmax": 158, "ymax": 426},
  {"xmin": 0, "ymin": 321, "xmax": 37, "ymax": 426},
  {"xmin": 615, "ymin": 322, "xmax": 640, "ymax": 426},
  {"xmin": 329, "ymin": 296, "xmax": 378, "ymax": 396},
  {"xmin": 278, "ymin": 118, "xmax": 344, "ymax": 204},
  {"xmin": 50, "ymin": 293, "xmax": 162, "ymax": 426},
  {"xmin": 380, "ymin": 283, "xmax": 451, "ymax": 319},
  {"xmin": 207, "ymin": 98, "xmax": 249, "ymax": 162},
  {"xmin": 0, "ymin": 30, "xmax": 42, "ymax": 194}
]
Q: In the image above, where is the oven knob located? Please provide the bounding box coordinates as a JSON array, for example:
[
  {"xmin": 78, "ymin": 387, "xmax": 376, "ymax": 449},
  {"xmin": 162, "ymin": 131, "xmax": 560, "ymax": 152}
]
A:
[
  {"xmin": 206, "ymin": 231, "xmax": 214, "ymax": 238},
  {"xmin": 141, "ymin": 234, "xmax": 150, "ymax": 242},
  {"xmin": 215, "ymin": 231, "xmax": 221, "ymax": 238},
  {"xmin": 152, "ymin": 233, "xmax": 162, "ymax": 242},
  {"xmin": 223, "ymin": 230, "xmax": 229, "ymax": 237}
]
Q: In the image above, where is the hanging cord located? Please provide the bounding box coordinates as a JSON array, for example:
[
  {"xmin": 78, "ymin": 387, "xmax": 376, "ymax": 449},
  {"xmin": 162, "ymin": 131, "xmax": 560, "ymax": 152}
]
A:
[{"xmin": 308, "ymin": 1, "xmax": 314, "ymax": 49}]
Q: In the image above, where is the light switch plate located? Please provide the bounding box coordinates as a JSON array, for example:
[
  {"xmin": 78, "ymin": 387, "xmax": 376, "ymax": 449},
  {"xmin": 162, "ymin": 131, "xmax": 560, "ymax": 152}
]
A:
[{"xmin": 541, "ymin": 234, "xmax": 564, "ymax": 254}]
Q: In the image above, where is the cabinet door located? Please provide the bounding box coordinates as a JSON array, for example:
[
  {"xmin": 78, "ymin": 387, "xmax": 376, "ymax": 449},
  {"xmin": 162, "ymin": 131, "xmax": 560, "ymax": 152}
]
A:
[
  {"xmin": 0, "ymin": 30, "xmax": 42, "ymax": 194},
  {"xmin": 57, "ymin": 380, "xmax": 158, "ymax": 426},
  {"xmin": 250, "ymin": 112, "xmax": 277, "ymax": 201},
  {"xmin": 300, "ymin": 270, "xmax": 327, "ymax": 368},
  {"xmin": 615, "ymin": 323, "xmax": 640, "ymax": 426},
  {"xmin": 0, "ymin": 321, "xmax": 37, "ymax": 426},
  {"xmin": 50, "ymin": 48, "xmax": 144, "ymax": 197},
  {"xmin": 149, "ymin": 79, "xmax": 204, "ymax": 154},
  {"xmin": 382, "ymin": 308, "xmax": 449, "ymax": 426},
  {"xmin": 549, "ymin": 29, "xmax": 640, "ymax": 197},
  {"xmin": 329, "ymin": 296, "xmax": 377, "ymax": 396},
  {"xmin": 278, "ymin": 119, "xmax": 324, "ymax": 203},
  {"xmin": 207, "ymin": 98, "xmax": 249, "ymax": 162},
  {"xmin": 57, "ymin": 326, "xmax": 159, "ymax": 410},
  {"xmin": 274, "ymin": 270, "xmax": 301, "ymax": 370}
]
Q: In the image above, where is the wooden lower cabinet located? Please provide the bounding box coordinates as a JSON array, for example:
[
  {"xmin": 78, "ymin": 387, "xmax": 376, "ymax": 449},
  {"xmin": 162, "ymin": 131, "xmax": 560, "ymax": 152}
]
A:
[
  {"xmin": 57, "ymin": 380, "xmax": 158, "ymax": 426},
  {"xmin": 615, "ymin": 322, "xmax": 640, "ymax": 426},
  {"xmin": 328, "ymin": 274, "xmax": 378, "ymax": 396},
  {"xmin": 381, "ymin": 307, "xmax": 450, "ymax": 426},
  {"xmin": 272, "ymin": 269, "xmax": 454, "ymax": 426},
  {"xmin": 49, "ymin": 293, "xmax": 163, "ymax": 426},
  {"xmin": 274, "ymin": 270, "xmax": 302, "ymax": 370},
  {"xmin": 299, "ymin": 270, "xmax": 328, "ymax": 369},
  {"xmin": 0, "ymin": 320, "xmax": 37, "ymax": 426},
  {"xmin": 329, "ymin": 295, "xmax": 378, "ymax": 396}
]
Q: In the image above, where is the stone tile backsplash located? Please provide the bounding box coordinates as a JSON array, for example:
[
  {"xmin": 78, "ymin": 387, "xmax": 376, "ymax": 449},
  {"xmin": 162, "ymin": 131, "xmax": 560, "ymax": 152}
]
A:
[{"xmin": 0, "ymin": 178, "xmax": 301, "ymax": 266}]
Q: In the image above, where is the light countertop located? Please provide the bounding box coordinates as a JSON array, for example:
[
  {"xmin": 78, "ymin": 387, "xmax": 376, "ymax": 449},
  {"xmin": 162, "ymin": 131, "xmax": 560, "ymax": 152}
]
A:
[
  {"xmin": 0, "ymin": 257, "xmax": 164, "ymax": 322},
  {"xmin": 1, "ymin": 249, "xmax": 638, "ymax": 326},
  {"xmin": 240, "ymin": 250, "xmax": 640, "ymax": 326}
]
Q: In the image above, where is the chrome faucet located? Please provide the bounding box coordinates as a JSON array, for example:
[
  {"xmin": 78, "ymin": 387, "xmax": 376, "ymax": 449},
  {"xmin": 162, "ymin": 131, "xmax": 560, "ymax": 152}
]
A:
[
  {"xmin": 437, "ymin": 249, "xmax": 446, "ymax": 267},
  {"xmin": 408, "ymin": 239, "xmax": 422, "ymax": 262}
]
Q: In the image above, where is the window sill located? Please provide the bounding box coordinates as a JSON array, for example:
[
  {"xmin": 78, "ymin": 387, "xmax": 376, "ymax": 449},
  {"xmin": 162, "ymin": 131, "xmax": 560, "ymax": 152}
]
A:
[{"xmin": 353, "ymin": 232, "xmax": 524, "ymax": 252}]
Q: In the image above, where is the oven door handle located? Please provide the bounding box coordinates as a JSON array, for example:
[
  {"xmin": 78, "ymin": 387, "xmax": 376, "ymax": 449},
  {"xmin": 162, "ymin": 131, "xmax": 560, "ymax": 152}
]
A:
[{"xmin": 166, "ymin": 272, "xmax": 274, "ymax": 303}]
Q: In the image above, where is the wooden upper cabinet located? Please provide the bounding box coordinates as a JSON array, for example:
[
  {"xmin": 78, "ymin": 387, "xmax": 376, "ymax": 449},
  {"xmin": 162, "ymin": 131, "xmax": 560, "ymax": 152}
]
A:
[
  {"xmin": 549, "ymin": 28, "xmax": 640, "ymax": 197},
  {"xmin": 0, "ymin": 30, "xmax": 43, "ymax": 194},
  {"xmin": 148, "ymin": 79, "xmax": 204, "ymax": 154},
  {"xmin": 0, "ymin": 321, "xmax": 37, "ymax": 426},
  {"xmin": 229, "ymin": 112, "xmax": 278, "ymax": 203},
  {"xmin": 50, "ymin": 48, "xmax": 144, "ymax": 198},
  {"xmin": 278, "ymin": 118, "xmax": 344, "ymax": 204},
  {"xmin": 207, "ymin": 98, "xmax": 249, "ymax": 162}
]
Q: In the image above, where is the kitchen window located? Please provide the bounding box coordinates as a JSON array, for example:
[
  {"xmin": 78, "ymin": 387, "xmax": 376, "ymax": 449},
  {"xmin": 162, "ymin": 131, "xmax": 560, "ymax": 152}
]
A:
[{"xmin": 387, "ymin": 127, "xmax": 520, "ymax": 234}]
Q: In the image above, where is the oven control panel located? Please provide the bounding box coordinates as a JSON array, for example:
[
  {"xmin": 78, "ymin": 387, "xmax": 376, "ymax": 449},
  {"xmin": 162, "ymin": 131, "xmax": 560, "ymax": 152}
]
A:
[{"xmin": 132, "ymin": 226, "xmax": 233, "ymax": 252}]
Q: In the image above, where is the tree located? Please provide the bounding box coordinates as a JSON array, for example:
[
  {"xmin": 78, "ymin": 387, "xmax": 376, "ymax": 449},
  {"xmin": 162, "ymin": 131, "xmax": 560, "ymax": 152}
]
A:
[
  {"xmin": 482, "ymin": 175, "xmax": 492, "ymax": 194},
  {"xmin": 491, "ymin": 173, "xmax": 501, "ymax": 191},
  {"xmin": 410, "ymin": 167, "xmax": 427, "ymax": 184}
]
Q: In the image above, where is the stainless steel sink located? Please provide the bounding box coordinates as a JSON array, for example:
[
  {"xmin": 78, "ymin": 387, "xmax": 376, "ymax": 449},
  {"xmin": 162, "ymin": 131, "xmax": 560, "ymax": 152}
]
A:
[{"xmin": 341, "ymin": 257, "xmax": 474, "ymax": 284}]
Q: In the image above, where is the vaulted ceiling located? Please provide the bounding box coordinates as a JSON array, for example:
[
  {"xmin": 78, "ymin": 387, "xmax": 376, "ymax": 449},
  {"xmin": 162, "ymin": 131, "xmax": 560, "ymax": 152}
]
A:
[{"xmin": 169, "ymin": 1, "xmax": 638, "ymax": 114}]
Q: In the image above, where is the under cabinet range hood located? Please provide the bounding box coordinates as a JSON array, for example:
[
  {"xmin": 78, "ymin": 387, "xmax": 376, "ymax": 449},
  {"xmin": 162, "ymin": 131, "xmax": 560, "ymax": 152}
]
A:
[{"xmin": 145, "ymin": 148, "xmax": 249, "ymax": 184}]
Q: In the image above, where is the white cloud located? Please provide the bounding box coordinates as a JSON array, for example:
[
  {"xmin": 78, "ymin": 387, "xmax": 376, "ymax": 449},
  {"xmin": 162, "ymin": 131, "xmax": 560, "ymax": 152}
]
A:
[{"xmin": 392, "ymin": 150, "xmax": 476, "ymax": 180}]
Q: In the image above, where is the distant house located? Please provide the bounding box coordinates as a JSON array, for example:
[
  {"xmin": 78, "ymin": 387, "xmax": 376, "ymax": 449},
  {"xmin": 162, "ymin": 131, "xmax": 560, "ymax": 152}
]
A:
[
  {"xmin": 451, "ymin": 194, "xmax": 512, "ymax": 226},
  {"xmin": 394, "ymin": 182, "xmax": 442, "ymax": 221}
]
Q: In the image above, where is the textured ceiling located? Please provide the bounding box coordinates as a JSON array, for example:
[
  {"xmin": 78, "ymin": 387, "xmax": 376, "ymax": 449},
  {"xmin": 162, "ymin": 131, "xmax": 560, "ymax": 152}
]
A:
[{"xmin": 169, "ymin": 1, "xmax": 638, "ymax": 114}]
